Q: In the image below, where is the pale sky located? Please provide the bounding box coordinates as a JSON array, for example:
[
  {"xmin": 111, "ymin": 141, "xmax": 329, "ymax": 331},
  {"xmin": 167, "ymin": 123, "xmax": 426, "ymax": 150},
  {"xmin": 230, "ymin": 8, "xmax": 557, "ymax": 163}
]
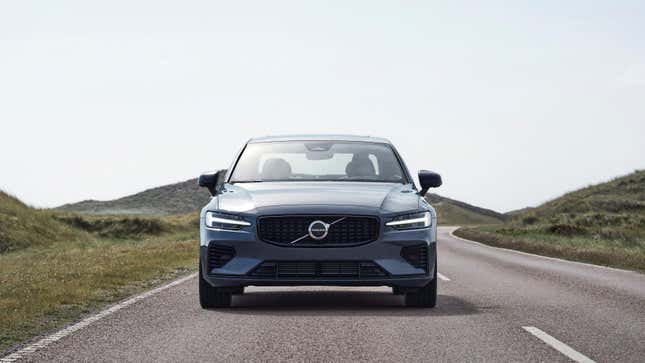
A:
[{"xmin": 1, "ymin": 1, "xmax": 644, "ymax": 212}]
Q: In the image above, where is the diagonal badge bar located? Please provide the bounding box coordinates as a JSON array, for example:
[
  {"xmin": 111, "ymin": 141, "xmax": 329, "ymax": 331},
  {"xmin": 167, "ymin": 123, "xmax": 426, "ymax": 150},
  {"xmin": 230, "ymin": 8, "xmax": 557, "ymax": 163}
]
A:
[
  {"xmin": 289, "ymin": 217, "xmax": 347, "ymax": 244},
  {"xmin": 289, "ymin": 234, "xmax": 309, "ymax": 244}
]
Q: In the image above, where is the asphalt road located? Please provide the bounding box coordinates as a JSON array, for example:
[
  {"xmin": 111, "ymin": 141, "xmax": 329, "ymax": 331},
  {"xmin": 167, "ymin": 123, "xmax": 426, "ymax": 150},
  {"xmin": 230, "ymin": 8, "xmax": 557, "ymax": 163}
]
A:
[{"xmin": 11, "ymin": 227, "xmax": 645, "ymax": 362}]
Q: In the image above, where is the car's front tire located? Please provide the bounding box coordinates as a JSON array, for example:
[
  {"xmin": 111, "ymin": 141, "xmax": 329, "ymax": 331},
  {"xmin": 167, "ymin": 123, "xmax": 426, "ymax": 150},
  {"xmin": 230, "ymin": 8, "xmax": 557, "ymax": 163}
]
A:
[
  {"xmin": 405, "ymin": 258, "xmax": 437, "ymax": 308},
  {"xmin": 199, "ymin": 263, "xmax": 232, "ymax": 309}
]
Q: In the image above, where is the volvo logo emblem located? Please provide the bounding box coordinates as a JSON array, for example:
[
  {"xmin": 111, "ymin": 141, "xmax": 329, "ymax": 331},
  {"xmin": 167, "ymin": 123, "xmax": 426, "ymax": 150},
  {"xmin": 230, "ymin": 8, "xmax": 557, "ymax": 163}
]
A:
[
  {"xmin": 308, "ymin": 220, "xmax": 329, "ymax": 240},
  {"xmin": 289, "ymin": 217, "xmax": 347, "ymax": 244}
]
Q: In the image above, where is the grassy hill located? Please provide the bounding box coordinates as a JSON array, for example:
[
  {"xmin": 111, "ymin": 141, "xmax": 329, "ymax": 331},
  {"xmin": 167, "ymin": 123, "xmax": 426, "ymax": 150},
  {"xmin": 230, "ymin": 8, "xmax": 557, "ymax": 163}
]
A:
[
  {"xmin": 510, "ymin": 170, "xmax": 644, "ymax": 238},
  {"xmin": 57, "ymin": 179, "xmax": 504, "ymax": 225},
  {"xmin": 425, "ymin": 194, "xmax": 505, "ymax": 225},
  {"xmin": 57, "ymin": 178, "xmax": 211, "ymax": 216},
  {"xmin": 0, "ymin": 191, "xmax": 87, "ymax": 252},
  {"xmin": 455, "ymin": 170, "xmax": 645, "ymax": 271}
]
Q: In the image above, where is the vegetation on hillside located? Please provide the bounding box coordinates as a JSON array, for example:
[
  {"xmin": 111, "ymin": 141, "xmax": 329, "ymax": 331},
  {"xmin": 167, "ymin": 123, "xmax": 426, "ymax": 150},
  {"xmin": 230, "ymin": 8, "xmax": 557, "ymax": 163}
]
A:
[
  {"xmin": 0, "ymin": 191, "xmax": 199, "ymax": 353},
  {"xmin": 455, "ymin": 170, "xmax": 645, "ymax": 271},
  {"xmin": 425, "ymin": 194, "xmax": 505, "ymax": 225},
  {"xmin": 57, "ymin": 178, "xmax": 211, "ymax": 216},
  {"xmin": 54, "ymin": 213, "xmax": 197, "ymax": 239},
  {"xmin": 0, "ymin": 192, "xmax": 87, "ymax": 253}
]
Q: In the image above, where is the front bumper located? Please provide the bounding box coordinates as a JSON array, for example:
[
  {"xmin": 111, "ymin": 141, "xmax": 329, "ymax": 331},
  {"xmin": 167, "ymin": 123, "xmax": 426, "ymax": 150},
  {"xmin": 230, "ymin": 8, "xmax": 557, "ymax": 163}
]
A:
[{"xmin": 200, "ymin": 226, "xmax": 436, "ymax": 288}]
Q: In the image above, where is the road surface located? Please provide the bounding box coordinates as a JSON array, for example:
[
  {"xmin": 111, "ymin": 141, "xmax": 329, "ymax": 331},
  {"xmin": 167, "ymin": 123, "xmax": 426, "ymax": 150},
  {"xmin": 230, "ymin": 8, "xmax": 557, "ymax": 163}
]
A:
[{"xmin": 6, "ymin": 227, "xmax": 645, "ymax": 362}]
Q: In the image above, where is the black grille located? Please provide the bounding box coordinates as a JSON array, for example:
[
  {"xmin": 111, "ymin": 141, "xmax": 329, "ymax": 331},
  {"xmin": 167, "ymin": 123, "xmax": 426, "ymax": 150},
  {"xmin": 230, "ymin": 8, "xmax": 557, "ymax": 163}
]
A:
[
  {"xmin": 207, "ymin": 244, "xmax": 235, "ymax": 270},
  {"xmin": 257, "ymin": 215, "xmax": 379, "ymax": 246},
  {"xmin": 249, "ymin": 261, "xmax": 387, "ymax": 279},
  {"xmin": 401, "ymin": 245, "xmax": 429, "ymax": 273}
]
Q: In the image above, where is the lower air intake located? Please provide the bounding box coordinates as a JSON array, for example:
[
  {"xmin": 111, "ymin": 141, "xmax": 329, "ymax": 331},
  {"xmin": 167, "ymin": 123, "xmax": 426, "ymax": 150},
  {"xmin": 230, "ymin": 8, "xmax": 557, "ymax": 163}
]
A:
[
  {"xmin": 207, "ymin": 244, "xmax": 235, "ymax": 270},
  {"xmin": 401, "ymin": 245, "xmax": 429, "ymax": 273},
  {"xmin": 249, "ymin": 261, "xmax": 387, "ymax": 279}
]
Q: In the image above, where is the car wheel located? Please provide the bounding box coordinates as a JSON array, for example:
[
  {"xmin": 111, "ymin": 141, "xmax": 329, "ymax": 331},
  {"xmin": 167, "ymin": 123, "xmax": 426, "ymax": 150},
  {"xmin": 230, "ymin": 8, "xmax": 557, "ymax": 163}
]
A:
[
  {"xmin": 405, "ymin": 258, "xmax": 437, "ymax": 308},
  {"xmin": 199, "ymin": 263, "xmax": 232, "ymax": 309}
]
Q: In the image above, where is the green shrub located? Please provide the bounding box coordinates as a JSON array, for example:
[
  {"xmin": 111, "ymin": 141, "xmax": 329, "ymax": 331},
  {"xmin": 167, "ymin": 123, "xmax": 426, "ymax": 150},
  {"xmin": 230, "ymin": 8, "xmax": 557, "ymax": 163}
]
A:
[
  {"xmin": 546, "ymin": 224, "xmax": 587, "ymax": 236},
  {"xmin": 55, "ymin": 215, "xmax": 168, "ymax": 239}
]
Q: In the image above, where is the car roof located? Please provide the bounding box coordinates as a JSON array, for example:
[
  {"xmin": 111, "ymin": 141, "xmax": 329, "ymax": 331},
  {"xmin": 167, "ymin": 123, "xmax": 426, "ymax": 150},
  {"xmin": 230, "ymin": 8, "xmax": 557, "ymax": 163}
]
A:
[{"xmin": 248, "ymin": 134, "xmax": 392, "ymax": 144}]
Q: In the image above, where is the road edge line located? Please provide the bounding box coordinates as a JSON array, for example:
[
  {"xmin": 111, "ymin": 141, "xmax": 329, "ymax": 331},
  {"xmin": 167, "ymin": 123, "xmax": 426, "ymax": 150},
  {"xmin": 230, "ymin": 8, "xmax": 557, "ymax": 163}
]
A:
[
  {"xmin": 446, "ymin": 227, "xmax": 635, "ymax": 274},
  {"xmin": 436, "ymin": 273, "xmax": 451, "ymax": 281},
  {"xmin": 522, "ymin": 326, "xmax": 595, "ymax": 363},
  {"xmin": 0, "ymin": 272, "xmax": 197, "ymax": 362}
]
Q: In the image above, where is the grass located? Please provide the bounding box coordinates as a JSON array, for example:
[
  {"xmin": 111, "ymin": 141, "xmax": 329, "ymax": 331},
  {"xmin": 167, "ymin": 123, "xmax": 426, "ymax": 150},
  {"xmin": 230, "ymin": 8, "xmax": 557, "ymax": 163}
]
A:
[
  {"xmin": 454, "ymin": 170, "xmax": 645, "ymax": 272},
  {"xmin": 0, "ymin": 232, "xmax": 199, "ymax": 353},
  {"xmin": 454, "ymin": 226, "xmax": 645, "ymax": 271},
  {"xmin": 0, "ymin": 191, "xmax": 201, "ymax": 353}
]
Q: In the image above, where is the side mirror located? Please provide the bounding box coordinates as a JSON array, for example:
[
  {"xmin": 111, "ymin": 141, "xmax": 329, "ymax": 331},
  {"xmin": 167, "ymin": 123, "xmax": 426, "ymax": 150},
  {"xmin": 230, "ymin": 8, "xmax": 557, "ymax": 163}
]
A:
[
  {"xmin": 198, "ymin": 169, "xmax": 227, "ymax": 195},
  {"xmin": 418, "ymin": 170, "xmax": 442, "ymax": 196}
]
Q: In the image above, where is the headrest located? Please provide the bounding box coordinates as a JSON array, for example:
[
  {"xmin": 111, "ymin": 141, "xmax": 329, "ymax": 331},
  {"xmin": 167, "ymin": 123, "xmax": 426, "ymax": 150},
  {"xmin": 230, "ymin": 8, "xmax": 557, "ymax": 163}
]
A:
[
  {"xmin": 345, "ymin": 154, "xmax": 376, "ymax": 178},
  {"xmin": 261, "ymin": 158, "xmax": 292, "ymax": 180}
]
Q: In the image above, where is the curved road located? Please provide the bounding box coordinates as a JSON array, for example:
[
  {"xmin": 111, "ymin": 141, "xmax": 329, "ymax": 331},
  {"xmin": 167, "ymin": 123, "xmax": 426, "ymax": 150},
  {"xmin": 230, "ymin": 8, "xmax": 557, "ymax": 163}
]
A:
[{"xmin": 8, "ymin": 227, "xmax": 645, "ymax": 362}]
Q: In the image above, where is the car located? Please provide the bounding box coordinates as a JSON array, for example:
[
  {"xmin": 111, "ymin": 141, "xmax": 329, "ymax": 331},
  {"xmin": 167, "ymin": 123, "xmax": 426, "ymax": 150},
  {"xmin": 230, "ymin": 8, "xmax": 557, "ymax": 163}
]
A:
[{"xmin": 197, "ymin": 135, "xmax": 442, "ymax": 308}]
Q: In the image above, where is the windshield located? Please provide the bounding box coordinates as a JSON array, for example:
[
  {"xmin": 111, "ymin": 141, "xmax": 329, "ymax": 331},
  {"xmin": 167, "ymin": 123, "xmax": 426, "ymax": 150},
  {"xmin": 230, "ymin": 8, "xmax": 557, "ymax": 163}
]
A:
[{"xmin": 230, "ymin": 141, "xmax": 407, "ymax": 183}]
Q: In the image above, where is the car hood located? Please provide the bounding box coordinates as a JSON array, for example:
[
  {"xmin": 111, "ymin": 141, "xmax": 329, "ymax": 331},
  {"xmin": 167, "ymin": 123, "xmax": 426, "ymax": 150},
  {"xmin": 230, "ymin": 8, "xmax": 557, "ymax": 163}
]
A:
[{"xmin": 213, "ymin": 182, "xmax": 420, "ymax": 214}]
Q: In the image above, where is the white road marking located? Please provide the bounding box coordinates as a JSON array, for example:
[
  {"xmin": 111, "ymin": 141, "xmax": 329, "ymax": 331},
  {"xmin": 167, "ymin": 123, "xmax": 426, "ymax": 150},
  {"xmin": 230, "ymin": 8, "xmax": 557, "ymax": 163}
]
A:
[
  {"xmin": 0, "ymin": 273, "xmax": 197, "ymax": 363},
  {"xmin": 447, "ymin": 228, "xmax": 635, "ymax": 274},
  {"xmin": 437, "ymin": 272, "xmax": 451, "ymax": 281},
  {"xmin": 522, "ymin": 326, "xmax": 595, "ymax": 363}
]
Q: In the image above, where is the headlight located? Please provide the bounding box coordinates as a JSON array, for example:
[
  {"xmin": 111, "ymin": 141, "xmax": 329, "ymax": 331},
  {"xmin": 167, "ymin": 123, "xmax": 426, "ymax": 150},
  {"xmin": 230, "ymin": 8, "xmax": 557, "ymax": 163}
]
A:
[
  {"xmin": 205, "ymin": 211, "xmax": 251, "ymax": 230},
  {"xmin": 386, "ymin": 211, "xmax": 431, "ymax": 230}
]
